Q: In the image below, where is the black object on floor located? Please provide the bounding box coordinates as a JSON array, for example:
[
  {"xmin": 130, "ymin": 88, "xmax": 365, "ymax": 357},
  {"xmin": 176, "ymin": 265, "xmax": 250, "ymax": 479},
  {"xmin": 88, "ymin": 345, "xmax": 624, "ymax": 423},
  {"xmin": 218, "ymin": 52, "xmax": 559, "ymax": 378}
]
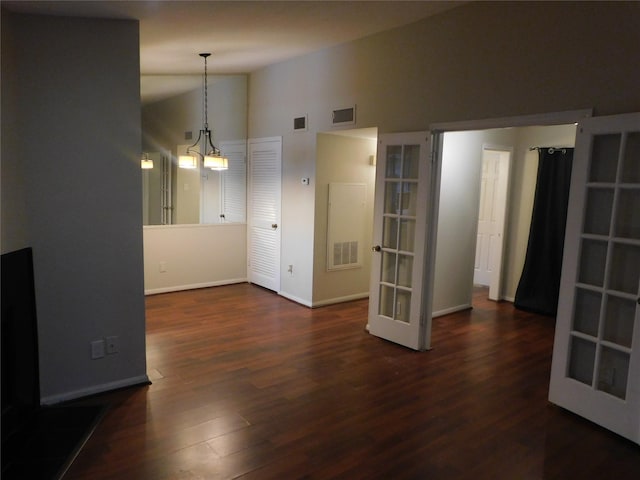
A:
[{"xmin": 2, "ymin": 404, "xmax": 106, "ymax": 480}]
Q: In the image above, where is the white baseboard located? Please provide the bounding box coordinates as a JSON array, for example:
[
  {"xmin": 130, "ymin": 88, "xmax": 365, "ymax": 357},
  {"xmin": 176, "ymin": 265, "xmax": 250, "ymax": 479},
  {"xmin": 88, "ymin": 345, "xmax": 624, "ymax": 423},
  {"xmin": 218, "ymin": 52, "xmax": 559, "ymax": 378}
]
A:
[
  {"xmin": 41, "ymin": 374, "xmax": 150, "ymax": 406},
  {"xmin": 432, "ymin": 303, "xmax": 472, "ymax": 318},
  {"xmin": 278, "ymin": 290, "xmax": 313, "ymax": 307},
  {"xmin": 311, "ymin": 292, "xmax": 369, "ymax": 308},
  {"xmin": 503, "ymin": 296, "xmax": 515, "ymax": 303},
  {"xmin": 145, "ymin": 278, "xmax": 247, "ymax": 295}
]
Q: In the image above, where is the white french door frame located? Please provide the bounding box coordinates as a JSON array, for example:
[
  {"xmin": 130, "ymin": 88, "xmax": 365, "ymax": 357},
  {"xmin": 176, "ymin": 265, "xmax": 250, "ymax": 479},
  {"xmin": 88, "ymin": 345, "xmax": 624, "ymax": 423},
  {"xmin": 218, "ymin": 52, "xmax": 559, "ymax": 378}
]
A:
[
  {"xmin": 368, "ymin": 131, "xmax": 439, "ymax": 351},
  {"xmin": 548, "ymin": 112, "xmax": 640, "ymax": 444}
]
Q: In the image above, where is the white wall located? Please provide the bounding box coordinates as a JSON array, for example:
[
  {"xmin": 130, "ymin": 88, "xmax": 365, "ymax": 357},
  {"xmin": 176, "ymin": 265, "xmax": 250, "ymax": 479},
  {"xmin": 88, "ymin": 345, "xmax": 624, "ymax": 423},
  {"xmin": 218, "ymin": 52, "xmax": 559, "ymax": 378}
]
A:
[
  {"xmin": 313, "ymin": 132, "xmax": 377, "ymax": 306},
  {"xmin": 248, "ymin": 1, "xmax": 640, "ymax": 308},
  {"xmin": 1, "ymin": 12, "xmax": 147, "ymax": 403},
  {"xmin": 434, "ymin": 129, "xmax": 518, "ymax": 315}
]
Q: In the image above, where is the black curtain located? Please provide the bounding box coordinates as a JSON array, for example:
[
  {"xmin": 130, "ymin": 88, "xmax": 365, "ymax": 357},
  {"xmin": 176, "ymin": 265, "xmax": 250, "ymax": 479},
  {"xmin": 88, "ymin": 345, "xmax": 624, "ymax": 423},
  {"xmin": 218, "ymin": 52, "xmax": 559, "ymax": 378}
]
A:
[{"xmin": 514, "ymin": 147, "xmax": 573, "ymax": 317}]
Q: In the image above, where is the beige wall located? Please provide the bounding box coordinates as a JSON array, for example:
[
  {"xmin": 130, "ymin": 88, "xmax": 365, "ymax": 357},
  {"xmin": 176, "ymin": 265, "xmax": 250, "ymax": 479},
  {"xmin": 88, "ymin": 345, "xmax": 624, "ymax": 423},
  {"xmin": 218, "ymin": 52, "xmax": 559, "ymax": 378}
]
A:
[
  {"xmin": 313, "ymin": 132, "xmax": 377, "ymax": 305},
  {"xmin": 143, "ymin": 224, "xmax": 247, "ymax": 294},
  {"xmin": 505, "ymin": 124, "xmax": 578, "ymax": 300},
  {"xmin": 249, "ymin": 1, "xmax": 640, "ymax": 306}
]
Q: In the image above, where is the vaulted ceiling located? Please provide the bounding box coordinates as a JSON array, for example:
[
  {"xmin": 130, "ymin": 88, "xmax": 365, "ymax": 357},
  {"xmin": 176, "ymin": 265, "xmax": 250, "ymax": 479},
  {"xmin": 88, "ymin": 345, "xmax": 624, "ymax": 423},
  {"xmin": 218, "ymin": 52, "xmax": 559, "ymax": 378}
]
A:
[{"xmin": 3, "ymin": 1, "xmax": 464, "ymax": 102}]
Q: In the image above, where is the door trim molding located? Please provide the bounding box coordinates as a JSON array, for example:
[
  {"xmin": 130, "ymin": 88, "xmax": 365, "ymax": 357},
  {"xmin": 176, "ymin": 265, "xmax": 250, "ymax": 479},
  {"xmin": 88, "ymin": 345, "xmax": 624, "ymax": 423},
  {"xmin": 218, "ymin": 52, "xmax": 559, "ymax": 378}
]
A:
[{"xmin": 430, "ymin": 109, "xmax": 592, "ymax": 133}]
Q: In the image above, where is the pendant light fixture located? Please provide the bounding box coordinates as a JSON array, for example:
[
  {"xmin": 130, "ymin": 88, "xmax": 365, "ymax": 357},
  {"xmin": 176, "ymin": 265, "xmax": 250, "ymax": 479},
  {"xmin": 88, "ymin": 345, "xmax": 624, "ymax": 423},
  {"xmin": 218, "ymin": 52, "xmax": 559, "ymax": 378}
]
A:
[
  {"xmin": 141, "ymin": 152, "xmax": 154, "ymax": 169},
  {"xmin": 178, "ymin": 53, "xmax": 228, "ymax": 171}
]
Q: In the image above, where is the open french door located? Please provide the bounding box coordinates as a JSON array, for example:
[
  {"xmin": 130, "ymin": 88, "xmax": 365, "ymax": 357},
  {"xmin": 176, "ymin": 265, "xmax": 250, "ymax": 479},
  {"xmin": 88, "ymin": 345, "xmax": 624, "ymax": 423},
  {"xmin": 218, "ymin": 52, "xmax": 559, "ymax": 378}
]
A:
[
  {"xmin": 368, "ymin": 132, "xmax": 437, "ymax": 351},
  {"xmin": 549, "ymin": 112, "xmax": 640, "ymax": 444}
]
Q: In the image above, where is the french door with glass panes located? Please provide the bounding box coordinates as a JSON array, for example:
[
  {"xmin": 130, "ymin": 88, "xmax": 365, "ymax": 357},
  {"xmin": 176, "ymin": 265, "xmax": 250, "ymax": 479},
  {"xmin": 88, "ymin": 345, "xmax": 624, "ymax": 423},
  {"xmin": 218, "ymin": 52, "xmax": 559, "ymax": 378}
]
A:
[
  {"xmin": 549, "ymin": 112, "xmax": 640, "ymax": 444},
  {"xmin": 368, "ymin": 132, "xmax": 434, "ymax": 351}
]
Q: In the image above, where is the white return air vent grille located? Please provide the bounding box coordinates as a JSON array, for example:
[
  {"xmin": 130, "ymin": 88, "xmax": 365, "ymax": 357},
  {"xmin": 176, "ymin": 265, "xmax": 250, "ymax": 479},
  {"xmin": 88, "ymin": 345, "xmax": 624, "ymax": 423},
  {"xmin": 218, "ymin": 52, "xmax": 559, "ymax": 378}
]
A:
[
  {"xmin": 327, "ymin": 183, "xmax": 366, "ymax": 271},
  {"xmin": 332, "ymin": 105, "xmax": 356, "ymax": 126},
  {"xmin": 333, "ymin": 241, "xmax": 359, "ymax": 267}
]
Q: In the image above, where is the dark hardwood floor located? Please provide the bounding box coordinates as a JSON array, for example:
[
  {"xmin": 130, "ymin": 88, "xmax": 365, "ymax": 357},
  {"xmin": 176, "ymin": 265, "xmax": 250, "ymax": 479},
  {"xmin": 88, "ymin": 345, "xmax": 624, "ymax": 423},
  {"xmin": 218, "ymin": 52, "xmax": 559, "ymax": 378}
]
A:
[{"xmin": 64, "ymin": 284, "xmax": 640, "ymax": 479}]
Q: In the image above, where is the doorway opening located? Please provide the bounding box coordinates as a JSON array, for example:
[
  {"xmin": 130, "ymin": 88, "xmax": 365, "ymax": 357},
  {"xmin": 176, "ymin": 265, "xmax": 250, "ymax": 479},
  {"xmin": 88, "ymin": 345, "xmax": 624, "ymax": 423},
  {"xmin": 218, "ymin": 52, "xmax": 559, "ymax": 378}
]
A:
[{"xmin": 430, "ymin": 110, "xmax": 589, "ymax": 320}]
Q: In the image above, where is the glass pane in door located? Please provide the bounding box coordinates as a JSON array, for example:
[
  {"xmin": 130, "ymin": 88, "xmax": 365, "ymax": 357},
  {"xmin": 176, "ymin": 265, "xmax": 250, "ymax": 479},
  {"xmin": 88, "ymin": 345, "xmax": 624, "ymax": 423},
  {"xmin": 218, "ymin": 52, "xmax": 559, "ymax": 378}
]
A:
[
  {"xmin": 398, "ymin": 219, "xmax": 415, "ymax": 252},
  {"xmin": 615, "ymin": 189, "xmax": 640, "ymax": 239},
  {"xmin": 386, "ymin": 146, "xmax": 402, "ymax": 178},
  {"xmin": 573, "ymin": 288, "xmax": 601, "ymax": 337},
  {"xmin": 608, "ymin": 243, "xmax": 640, "ymax": 294},
  {"xmin": 597, "ymin": 347, "xmax": 630, "ymax": 399},
  {"xmin": 568, "ymin": 337, "xmax": 596, "ymax": 385},
  {"xmin": 384, "ymin": 182, "xmax": 401, "ymax": 214},
  {"xmin": 402, "ymin": 145, "xmax": 420, "ymax": 179},
  {"xmin": 381, "ymin": 251, "xmax": 397, "ymax": 284},
  {"xmin": 603, "ymin": 295, "xmax": 636, "ymax": 348},
  {"xmin": 584, "ymin": 188, "xmax": 614, "ymax": 235},
  {"xmin": 578, "ymin": 239, "xmax": 608, "ymax": 286},
  {"xmin": 621, "ymin": 131, "xmax": 640, "ymax": 183},
  {"xmin": 396, "ymin": 289, "xmax": 411, "ymax": 323},
  {"xmin": 383, "ymin": 217, "xmax": 399, "ymax": 249},
  {"xmin": 589, "ymin": 134, "xmax": 620, "ymax": 183},
  {"xmin": 380, "ymin": 285, "xmax": 395, "ymax": 318}
]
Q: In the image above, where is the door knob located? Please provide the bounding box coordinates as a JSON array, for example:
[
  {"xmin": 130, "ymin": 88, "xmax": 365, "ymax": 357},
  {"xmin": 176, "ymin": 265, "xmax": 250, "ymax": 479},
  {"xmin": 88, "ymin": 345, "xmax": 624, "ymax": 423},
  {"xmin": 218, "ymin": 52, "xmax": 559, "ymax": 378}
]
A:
[
  {"xmin": 372, "ymin": 245, "xmax": 381, "ymax": 252},
  {"xmin": 272, "ymin": 223, "xmax": 278, "ymax": 229}
]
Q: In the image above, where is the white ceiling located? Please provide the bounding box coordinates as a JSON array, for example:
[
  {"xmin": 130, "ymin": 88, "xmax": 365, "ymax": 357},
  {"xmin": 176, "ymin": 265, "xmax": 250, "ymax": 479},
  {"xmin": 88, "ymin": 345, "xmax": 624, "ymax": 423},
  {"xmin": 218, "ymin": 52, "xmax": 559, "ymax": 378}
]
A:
[{"xmin": 3, "ymin": 1, "xmax": 464, "ymax": 102}]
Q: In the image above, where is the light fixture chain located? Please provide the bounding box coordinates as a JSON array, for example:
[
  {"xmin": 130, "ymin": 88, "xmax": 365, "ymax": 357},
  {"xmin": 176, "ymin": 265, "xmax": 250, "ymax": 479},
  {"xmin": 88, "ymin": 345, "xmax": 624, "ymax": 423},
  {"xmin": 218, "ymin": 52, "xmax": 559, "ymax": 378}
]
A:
[{"xmin": 203, "ymin": 54, "xmax": 208, "ymax": 130}]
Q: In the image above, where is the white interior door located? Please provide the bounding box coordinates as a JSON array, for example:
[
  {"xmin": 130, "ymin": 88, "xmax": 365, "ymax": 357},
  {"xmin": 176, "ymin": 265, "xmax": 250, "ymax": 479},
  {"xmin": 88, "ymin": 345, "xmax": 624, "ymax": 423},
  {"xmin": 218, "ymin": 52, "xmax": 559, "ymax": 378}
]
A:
[
  {"xmin": 549, "ymin": 112, "xmax": 640, "ymax": 444},
  {"xmin": 473, "ymin": 148, "xmax": 510, "ymax": 300},
  {"xmin": 248, "ymin": 137, "xmax": 282, "ymax": 292},
  {"xmin": 368, "ymin": 132, "xmax": 433, "ymax": 350}
]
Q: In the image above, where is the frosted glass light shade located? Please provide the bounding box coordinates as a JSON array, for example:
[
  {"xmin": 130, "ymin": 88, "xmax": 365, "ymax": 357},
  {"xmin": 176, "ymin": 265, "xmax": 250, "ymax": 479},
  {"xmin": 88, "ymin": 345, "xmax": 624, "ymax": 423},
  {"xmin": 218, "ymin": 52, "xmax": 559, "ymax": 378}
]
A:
[
  {"xmin": 178, "ymin": 154, "xmax": 197, "ymax": 169},
  {"xmin": 204, "ymin": 155, "xmax": 228, "ymax": 171},
  {"xmin": 141, "ymin": 158, "xmax": 154, "ymax": 169}
]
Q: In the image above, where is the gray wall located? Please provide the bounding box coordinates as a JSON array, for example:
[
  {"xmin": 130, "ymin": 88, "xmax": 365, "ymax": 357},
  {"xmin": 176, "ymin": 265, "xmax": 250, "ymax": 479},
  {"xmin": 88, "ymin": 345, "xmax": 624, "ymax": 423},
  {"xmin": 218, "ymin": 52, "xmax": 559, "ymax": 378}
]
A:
[
  {"xmin": 1, "ymin": 12, "xmax": 147, "ymax": 403},
  {"xmin": 248, "ymin": 1, "xmax": 640, "ymax": 306}
]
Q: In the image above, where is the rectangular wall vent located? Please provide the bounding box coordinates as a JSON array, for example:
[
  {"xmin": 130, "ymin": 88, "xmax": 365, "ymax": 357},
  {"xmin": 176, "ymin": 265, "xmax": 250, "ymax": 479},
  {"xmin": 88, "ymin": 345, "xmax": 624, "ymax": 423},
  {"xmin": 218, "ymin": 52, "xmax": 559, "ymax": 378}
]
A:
[
  {"xmin": 184, "ymin": 131, "xmax": 193, "ymax": 140},
  {"xmin": 333, "ymin": 241, "xmax": 359, "ymax": 267},
  {"xmin": 332, "ymin": 105, "xmax": 356, "ymax": 126},
  {"xmin": 293, "ymin": 115, "xmax": 307, "ymax": 131}
]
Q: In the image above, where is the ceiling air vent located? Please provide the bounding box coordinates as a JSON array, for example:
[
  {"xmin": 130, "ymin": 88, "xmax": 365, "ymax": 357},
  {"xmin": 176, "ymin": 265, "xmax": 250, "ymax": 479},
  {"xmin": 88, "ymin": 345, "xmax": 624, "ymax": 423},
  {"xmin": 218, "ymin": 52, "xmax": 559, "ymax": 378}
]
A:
[
  {"xmin": 293, "ymin": 115, "xmax": 307, "ymax": 132},
  {"xmin": 332, "ymin": 105, "xmax": 356, "ymax": 126}
]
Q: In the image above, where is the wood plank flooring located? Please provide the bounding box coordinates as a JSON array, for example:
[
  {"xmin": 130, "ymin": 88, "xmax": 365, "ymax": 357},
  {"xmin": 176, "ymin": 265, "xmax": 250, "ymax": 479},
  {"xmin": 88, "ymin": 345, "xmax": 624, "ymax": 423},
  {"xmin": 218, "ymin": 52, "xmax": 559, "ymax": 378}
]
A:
[{"xmin": 64, "ymin": 284, "xmax": 640, "ymax": 479}]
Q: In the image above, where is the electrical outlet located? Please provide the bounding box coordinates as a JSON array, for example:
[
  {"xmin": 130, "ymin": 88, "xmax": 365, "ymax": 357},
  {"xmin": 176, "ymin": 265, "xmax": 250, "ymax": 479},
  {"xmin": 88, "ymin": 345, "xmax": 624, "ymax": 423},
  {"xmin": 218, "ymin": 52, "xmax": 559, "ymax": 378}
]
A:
[
  {"xmin": 287, "ymin": 264, "xmax": 294, "ymax": 276},
  {"xmin": 91, "ymin": 340, "xmax": 105, "ymax": 359},
  {"xmin": 159, "ymin": 261, "xmax": 167, "ymax": 273},
  {"xmin": 106, "ymin": 336, "xmax": 119, "ymax": 355}
]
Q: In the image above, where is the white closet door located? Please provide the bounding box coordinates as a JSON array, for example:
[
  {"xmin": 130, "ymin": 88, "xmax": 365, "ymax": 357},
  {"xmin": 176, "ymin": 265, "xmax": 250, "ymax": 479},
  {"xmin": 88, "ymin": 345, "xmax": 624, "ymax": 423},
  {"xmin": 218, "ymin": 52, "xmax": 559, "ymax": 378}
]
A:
[
  {"xmin": 248, "ymin": 137, "xmax": 282, "ymax": 292},
  {"xmin": 549, "ymin": 112, "xmax": 640, "ymax": 444}
]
